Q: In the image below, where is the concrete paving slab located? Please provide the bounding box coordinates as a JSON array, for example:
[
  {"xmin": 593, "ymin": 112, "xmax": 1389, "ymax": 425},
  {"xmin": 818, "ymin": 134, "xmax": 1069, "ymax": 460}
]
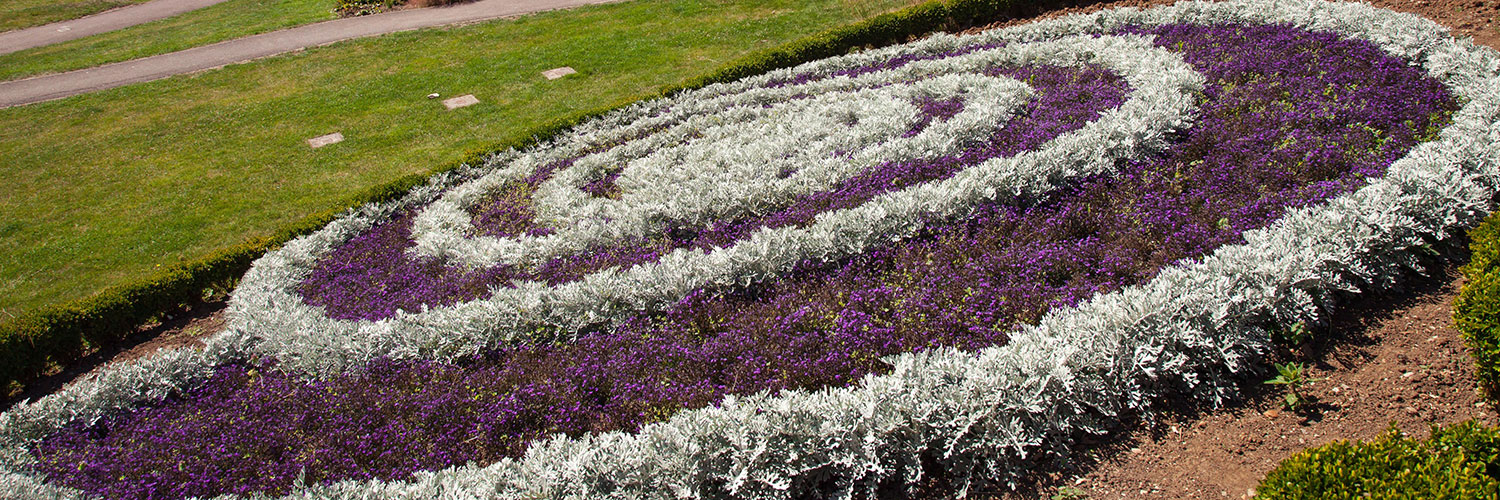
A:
[
  {"xmin": 442, "ymin": 94, "xmax": 479, "ymax": 109},
  {"xmin": 542, "ymin": 66, "xmax": 576, "ymax": 80},
  {"xmin": 307, "ymin": 132, "xmax": 344, "ymax": 148}
]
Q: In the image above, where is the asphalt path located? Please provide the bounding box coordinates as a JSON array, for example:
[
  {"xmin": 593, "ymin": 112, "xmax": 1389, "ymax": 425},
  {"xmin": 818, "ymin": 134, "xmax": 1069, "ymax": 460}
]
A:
[
  {"xmin": 0, "ymin": 0, "xmax": 621, "ymax": 108},
  {"xmin": 0, "ymin": 0, "xmax": 233, "ymax": 56}
]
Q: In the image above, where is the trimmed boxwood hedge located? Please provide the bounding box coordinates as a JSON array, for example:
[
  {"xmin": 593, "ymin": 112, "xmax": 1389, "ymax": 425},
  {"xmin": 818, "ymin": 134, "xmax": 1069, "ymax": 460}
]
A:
[
  {"xmin": 1457, "ymin": 211, "xmax": 1500, "ymax": 399},
  {"xmin": 1255, "ymin": 211, "xmax": 1500, "ymax": 499},
  {"xmin": 0, "ymin": 0, "xmax": 1075, "ymax": 391},
  {"xmin": 1256, "ymin": 421, "xmax": 1500, "ymax": 499}
]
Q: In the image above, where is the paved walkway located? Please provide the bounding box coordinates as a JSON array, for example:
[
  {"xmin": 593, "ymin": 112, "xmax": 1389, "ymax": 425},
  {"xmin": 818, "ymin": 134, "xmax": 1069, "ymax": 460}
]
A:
[
  {"xmin": 0, "ymin": 0, "xmax": 232, "ymax": 56},
  {"xmin": 0, "ymin": 0, "xmax": 620, "ymax": 108}
]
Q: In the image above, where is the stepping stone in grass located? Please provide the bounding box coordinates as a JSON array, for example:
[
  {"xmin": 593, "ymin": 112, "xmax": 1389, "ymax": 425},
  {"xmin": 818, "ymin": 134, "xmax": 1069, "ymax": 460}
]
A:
[
  {"xmin": 307, "ymin": 132, "xmax": 343, "ymax": 148},
  {"xmin": 443, "ymin": 94, "xmax": 480, "ymax": 110},
  {"xmin": 542, "ymin": 66, "xmax": 577, "ymax": 80}
]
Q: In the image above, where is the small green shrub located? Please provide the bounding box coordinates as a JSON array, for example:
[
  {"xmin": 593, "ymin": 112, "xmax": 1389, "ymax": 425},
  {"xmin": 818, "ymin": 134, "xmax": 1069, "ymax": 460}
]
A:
[
  {"xmin": 1263, "ymin": 361, "xmax": 1318, "ymax": 410},
  {"xmin": 1051, "ymin": 485, "xmax": 1089, "ymax": 500},
  {"xmin": 333, "ymin": 0, "xmax": 398, "ymax": 16},
  {"xmin": 1272, "ymin": 321, "xmax": 1311, "ymax": 347},
  {"xmin": 333, "ymin": 0, "xmax": 476, "ymax": 17},
  {"xmin": 1456, "ymin": 212, "xmax": 1500, "ymax": 400},
  {"xmin": 1256, "ymin": 421, "xmax": 1500, "ymax": 499}
]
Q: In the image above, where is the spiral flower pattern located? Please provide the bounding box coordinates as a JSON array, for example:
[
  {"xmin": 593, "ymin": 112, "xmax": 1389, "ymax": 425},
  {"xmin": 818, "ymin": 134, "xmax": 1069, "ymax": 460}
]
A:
[
  {"xmin": 232, "ymin": 34, "xmax": 1203, "ymax": 374},
  {"xmin": 3, "ymin": 1, "xmax": 1497, "ymax": 499}
]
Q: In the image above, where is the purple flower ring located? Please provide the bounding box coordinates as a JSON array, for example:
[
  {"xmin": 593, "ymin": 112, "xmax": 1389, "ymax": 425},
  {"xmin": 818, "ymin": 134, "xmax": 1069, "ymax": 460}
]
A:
[
  {"xmin": 230, "ymin": 34, "xmax": 1203, "ymax": 376},
  {"xmin": 2, "ymin": 1, "xmax": 1497, "ymax": 499}
]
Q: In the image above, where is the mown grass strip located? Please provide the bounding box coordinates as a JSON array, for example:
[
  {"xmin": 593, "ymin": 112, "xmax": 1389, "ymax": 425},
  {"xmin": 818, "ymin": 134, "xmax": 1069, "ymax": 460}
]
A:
[
  {"xmin": 0, "ymin": 0, "xmax": 1070, "ymax": 390},
  {"xmin": 0, "ymin": 0, "xmax": 335, "ymax": 82},
  {"xmin": 0, "ymin": 0, "xmax": 919, "ymax": 327},
  {"xmin": 0, "ymin": 0, "xmax": 152, "ymax": 32}
]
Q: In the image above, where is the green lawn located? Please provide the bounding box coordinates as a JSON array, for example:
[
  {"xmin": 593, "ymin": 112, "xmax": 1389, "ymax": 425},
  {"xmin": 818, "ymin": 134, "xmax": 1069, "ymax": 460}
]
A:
[
  {"xmin": 0, "ymin": 0, "xmax": 335, "ymax": 81},
  {"xmin": 0, "ymin": 0, "xmax": 152, "ymax": 32},
  {"xmin": 0, "ymin": 0, "xmax": 922, "ymax": 320}
]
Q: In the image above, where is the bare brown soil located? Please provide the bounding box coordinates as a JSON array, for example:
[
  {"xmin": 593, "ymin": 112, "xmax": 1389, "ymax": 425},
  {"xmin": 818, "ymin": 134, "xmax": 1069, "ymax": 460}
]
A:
[
  {"xmin": 985, "ymin": 267, "xmax": 1500, "ymax": 499},
  {"xmin": 956, "ymin": 1, "xmax": 1500, "ymax": 497}
]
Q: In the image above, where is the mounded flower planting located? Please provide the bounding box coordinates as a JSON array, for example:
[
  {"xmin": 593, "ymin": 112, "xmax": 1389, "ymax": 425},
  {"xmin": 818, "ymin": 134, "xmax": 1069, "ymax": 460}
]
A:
[{"xmin": 3, "ymin": 1, "xmax": 1499, "ymax": 498}]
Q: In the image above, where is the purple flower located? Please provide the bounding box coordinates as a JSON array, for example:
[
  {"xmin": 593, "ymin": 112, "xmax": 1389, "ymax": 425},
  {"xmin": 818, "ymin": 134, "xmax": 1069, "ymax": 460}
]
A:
[{"xmin": 31, "ymin": 23, "xmax": 1457, "ymax": 500}]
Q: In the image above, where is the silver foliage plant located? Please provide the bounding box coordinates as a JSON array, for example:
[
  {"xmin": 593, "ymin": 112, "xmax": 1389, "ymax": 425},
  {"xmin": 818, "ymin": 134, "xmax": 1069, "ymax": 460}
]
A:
[
  {"xmin": 1, "ymin": 0, "xmax": 1498, "ymax": 498},
  {"xmin": 233, "ymin": 34, "xmax": 1203, "ymax": 376},
  {"xmin": 415, "ymin": 73, "xmax": 1033, "ymax": 268}
]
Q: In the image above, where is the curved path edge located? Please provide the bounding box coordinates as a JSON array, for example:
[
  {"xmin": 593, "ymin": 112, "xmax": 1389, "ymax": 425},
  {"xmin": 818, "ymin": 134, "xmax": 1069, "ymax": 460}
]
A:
[
  {"xmin": 0, "ymin": 0, "xmax": 233, "ymax": 56},
  {"xmin": 0, "ymin": 0, "xmax": 622, "ymax": 109}
]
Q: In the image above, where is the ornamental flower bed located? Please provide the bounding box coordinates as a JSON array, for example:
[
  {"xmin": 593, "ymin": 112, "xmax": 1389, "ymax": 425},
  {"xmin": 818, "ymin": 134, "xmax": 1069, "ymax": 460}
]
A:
[{"xmin": 3, "ymin": 0, "xmax": 1499, "ymax": 498}]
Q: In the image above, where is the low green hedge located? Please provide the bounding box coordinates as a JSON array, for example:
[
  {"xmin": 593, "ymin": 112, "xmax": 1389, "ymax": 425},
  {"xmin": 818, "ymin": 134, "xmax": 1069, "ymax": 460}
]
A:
[
  {"xmin": 1255, "ymin": 211, "xmax": 1500, "ymax": 499},
  {"xmin": 1256, "ymin": 421, "xmax": 1500, "ymax": 499},
  {"xmin": 0, "ymin": 0, "xmax": 1073, "ymax": 392},
  {"xmin": 1457, "ymin": 211, "xmax": 1500, "ymax": 399}
]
